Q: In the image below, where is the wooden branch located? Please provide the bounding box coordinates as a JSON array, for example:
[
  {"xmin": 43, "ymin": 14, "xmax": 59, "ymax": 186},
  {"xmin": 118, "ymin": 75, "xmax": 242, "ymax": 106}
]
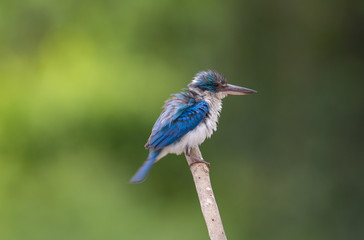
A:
[{"xmin": 185, "ymin": 147, "xmax": 227, "ymax": 240}]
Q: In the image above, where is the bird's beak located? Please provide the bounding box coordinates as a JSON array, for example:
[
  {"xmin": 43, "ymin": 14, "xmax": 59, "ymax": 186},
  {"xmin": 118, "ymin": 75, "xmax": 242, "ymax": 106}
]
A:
[{"xmin": 220, "ymin": 84, "xmax": 257, "ymax": 95}]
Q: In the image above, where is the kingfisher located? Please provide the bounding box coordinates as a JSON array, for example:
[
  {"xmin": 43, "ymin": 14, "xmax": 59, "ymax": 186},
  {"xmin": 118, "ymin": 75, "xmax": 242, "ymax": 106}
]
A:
[{"xmin": 130, "ymin": 70, "xmax": 256, "ymax": 183}]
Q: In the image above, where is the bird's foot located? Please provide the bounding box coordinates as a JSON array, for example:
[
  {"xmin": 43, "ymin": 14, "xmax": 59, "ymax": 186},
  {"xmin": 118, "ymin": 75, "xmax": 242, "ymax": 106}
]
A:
[
  {"xmin": 185, "ymin": 148, "xmax": 210, "ymax": 168},
  {"xmin": 189, "ymin": 157, "xmax": 210, "ymax": 168}
]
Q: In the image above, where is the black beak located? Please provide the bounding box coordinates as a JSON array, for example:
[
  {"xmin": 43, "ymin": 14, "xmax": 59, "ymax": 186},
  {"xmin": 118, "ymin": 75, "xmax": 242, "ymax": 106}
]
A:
[{"xmin": 220, "ymin": 84, "xmax": 257, "ymax": 95}]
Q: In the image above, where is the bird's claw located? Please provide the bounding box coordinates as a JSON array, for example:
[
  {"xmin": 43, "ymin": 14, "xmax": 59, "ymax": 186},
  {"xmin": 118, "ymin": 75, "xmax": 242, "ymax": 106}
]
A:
[
  {"xmin": 185, "ymin": 148, "xmax": 210, "ymax": 168},
  {"xmin": 189, "ymin": 158, "xmax": 210, "ymax": 168}
]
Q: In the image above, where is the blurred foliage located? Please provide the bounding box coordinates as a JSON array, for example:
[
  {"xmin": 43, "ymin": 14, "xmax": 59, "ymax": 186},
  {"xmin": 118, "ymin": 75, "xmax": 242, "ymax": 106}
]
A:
[{"xmin": 0, "ymin": 0, "xmax": 363, "ymax": 239}]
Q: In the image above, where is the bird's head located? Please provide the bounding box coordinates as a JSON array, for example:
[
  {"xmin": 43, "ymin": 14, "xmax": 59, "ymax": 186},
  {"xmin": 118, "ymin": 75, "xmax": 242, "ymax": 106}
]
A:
[{"xmin": 188, "ymin": 70, "xmax": 257, "ymax": 98}]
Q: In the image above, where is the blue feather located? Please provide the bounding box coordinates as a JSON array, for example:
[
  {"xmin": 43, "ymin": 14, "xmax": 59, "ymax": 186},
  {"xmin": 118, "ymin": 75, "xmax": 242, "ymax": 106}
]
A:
[
  {"xmin": 146, "ymin": 100, "xmax": 209, "ymax": 150},
  {"xmin": 130, "ymin": 150, "xmax": 161, "ymax": 183}
]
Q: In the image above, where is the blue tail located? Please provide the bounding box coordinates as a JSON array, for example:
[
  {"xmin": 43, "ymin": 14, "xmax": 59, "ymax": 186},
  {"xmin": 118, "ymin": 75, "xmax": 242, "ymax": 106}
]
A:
[{"xmin": 130, "ymin": 150, "xmax": 161, "ymax": 184}]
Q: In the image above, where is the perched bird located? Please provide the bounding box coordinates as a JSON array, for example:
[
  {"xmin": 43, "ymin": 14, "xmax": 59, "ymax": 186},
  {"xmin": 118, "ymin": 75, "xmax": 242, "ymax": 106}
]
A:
[{"xmin": 130, "ymin": 70, "xmax": 256, "ymax": 183}]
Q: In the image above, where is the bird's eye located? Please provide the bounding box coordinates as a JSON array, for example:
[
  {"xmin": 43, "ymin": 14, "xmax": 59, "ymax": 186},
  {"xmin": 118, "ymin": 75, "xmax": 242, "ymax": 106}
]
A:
[{"xmin": 213, "ymin": 83, "xmax": 219, "ymax": 88}]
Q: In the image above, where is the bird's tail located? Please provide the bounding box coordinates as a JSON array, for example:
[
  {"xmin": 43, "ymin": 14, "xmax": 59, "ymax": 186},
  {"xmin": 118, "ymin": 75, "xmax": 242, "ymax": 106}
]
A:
[{"xmin": 130, "ymin": 150, "xmax": 161, "ymax": 184}]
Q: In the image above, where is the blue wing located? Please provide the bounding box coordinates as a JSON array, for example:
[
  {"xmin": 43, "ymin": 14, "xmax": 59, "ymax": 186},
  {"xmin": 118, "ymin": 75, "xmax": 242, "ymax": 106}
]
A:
[{"xmin": 145, "ymin": 100, "xmax": 209, "ymax": 150}]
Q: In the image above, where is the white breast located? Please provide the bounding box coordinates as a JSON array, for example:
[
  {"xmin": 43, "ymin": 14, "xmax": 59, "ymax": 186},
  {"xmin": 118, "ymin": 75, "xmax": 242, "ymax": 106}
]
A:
[{"xmin": 157, "ymin": 94, "xmax": 224, "ymax": 160}]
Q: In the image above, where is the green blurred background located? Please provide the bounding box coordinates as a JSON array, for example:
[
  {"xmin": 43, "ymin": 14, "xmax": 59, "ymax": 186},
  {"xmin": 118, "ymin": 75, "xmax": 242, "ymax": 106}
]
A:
[{"xmin": 1, "ymin": 0, "xmax": 363, "ymax": 239}]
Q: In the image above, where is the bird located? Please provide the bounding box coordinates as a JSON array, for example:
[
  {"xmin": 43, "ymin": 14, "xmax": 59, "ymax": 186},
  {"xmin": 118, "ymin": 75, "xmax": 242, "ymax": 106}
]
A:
[{"xmin": 130, "ymin": 70, "xmax": 256, "ymax": 183}]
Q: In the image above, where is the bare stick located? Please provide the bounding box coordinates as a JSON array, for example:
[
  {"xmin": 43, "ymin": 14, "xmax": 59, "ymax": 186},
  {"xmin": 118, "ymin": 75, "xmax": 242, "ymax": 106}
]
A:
[{"xmin": 185, "ymin": 147, "xmax": 227, "ymax": 240}]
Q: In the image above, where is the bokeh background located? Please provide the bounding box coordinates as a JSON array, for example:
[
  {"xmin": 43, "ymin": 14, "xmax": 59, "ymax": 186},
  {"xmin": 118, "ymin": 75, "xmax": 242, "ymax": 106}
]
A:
[{"xmin": 1, "ymin": 0, "xmax": 363, "ymax": 239}]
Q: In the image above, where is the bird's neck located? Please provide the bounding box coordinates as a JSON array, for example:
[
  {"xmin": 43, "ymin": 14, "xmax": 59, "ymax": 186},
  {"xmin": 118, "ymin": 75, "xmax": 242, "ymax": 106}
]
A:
[
  {"xmin": 188, "ymin": 88, "xmax": 224, "ymax": 120},
  {"xmin": 203, "ymin": 93, "xmax": 223, "ymax": 119},
  {"xmin": 183, "ymin": 88, "xmax": 224, "ymax": 139},
  {"xmin": 197, "ymin": 90, "xmax": 224, "ymax": 136}
]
